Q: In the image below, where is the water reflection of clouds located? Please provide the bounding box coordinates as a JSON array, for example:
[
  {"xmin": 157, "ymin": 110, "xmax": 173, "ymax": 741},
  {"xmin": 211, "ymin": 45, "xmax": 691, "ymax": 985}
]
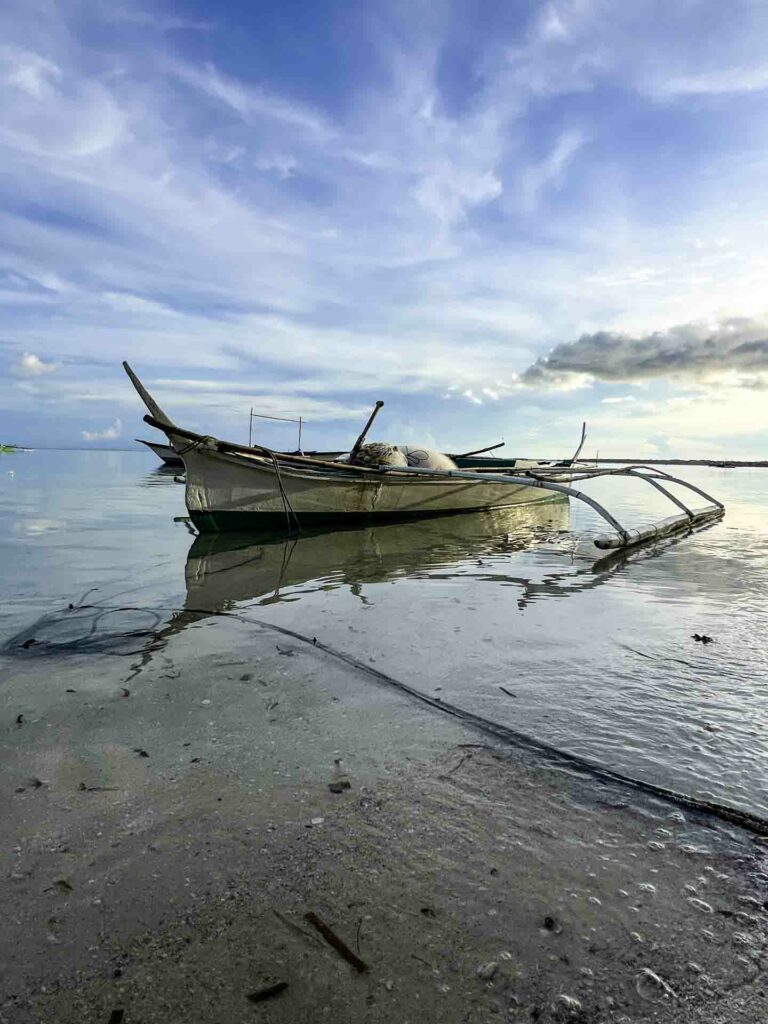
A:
[{"xmin": 12, "ymin": 517, "xmax": 61, "ymax": 536}]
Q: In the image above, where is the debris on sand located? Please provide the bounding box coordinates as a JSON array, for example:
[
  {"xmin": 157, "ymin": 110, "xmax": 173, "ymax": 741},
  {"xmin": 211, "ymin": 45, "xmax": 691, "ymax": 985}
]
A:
[
  {"xmin": 542, "ymin": 914, "xmax": 563, "ymax": 935},
  {"xmin": 304, "ymin": 911, "xmax": 369, "ymax": 973},
  {"xmin": 476, "ymin": 960, "xmax": 498, "ymax": 981},
  {"xmin": 246, "ymin": 981, "xmax": 288, "ymax": 1003},
  {"xmin": 552, "ymin": 993, "xmax": 582, "ymax": 1016},
  {"xmin": 329, "ymin": 759, "xmax": 352, "ymax": 793},
  {"xmin": 636, "ymin": 967, "xmax": 677, "ymax": 1001}
]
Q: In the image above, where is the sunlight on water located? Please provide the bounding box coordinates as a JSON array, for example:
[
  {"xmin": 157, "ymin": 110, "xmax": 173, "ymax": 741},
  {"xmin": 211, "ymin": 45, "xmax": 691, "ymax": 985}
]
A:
[{"xmin": 1, "ymin": 450, "xmax": 767, "ymax": 815}]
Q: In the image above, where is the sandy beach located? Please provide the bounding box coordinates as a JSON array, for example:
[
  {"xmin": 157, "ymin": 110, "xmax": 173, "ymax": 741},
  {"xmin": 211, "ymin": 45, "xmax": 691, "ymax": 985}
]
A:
[{"xmin": 3, "ymin": 637, "xmax": 767, "ymax": 1023}]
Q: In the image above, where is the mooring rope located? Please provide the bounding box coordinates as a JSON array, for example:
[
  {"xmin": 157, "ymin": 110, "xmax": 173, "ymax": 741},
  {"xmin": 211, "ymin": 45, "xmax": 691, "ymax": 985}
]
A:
[
  {"xmin": 269, "ymin": 452, "xmax": 302, "ymax": 536},
  {"xmin": 17, "ymin": 600, "xmax": 768, "ymax": 839},
  {"xmin": 230, "ymin": 611, "xmax": 768, "ymax": 838}
]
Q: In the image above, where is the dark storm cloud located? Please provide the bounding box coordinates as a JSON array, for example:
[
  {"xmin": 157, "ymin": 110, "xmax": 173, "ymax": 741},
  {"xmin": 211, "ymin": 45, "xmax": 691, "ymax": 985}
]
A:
[{"xmin": 521, "ymin": 316, "xmax": 768, "ymax": 387}]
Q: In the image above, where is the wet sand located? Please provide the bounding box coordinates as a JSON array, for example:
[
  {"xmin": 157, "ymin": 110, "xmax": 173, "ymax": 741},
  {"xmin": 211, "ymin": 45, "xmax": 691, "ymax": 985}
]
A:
[{"xmin": 2, "ymin": 611, "xmax": 768, "ymax": 1022}]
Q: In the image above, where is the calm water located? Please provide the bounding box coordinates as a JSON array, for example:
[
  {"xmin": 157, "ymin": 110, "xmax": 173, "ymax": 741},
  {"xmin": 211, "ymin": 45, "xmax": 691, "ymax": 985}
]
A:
[{"xmin": 1, "ymin": 449, "xmax": 767, "ymax": 814}]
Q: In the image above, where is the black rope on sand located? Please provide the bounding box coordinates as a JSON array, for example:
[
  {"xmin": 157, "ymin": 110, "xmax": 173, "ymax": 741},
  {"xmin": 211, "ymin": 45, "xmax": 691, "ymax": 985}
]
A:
[
  {"xmin": 236, "ymin": 612, "xmax": 768, "ymax": 839},
  {"xmin": 49, "ymin": 602, "xmax": 768, "ymax": 839}
]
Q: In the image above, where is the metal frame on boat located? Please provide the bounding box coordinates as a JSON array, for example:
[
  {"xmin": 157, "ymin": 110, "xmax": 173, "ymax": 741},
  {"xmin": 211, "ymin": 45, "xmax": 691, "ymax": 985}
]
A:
[{"xmin": 123, "ymin": 361, "xmax": 725, "ymax": 547}]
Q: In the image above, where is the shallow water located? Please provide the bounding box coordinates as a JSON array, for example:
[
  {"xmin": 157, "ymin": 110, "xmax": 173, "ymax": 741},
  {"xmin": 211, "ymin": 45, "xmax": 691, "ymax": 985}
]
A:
[{"xmin": 1, "ymin": 449, "xmax": 767, "ymax": 815}]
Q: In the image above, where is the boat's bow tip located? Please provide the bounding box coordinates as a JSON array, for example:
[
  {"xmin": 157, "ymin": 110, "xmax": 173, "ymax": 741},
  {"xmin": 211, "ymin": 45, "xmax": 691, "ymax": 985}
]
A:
[{"xmin": 122, "ymin": 360, "xmax": 175, "ymax": 429}]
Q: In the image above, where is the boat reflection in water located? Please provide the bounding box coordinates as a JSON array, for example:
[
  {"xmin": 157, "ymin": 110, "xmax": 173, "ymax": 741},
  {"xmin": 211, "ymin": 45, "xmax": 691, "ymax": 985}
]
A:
[{"xmin": 182, "ymin": 500, "xmax": 571, "ymax": 613}]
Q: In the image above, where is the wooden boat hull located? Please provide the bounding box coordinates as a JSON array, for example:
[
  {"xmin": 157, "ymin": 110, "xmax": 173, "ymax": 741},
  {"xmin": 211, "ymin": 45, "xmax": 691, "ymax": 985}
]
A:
[{"xmin": 180, "ymin": 443, "xmax": 567, "ymax": 533}]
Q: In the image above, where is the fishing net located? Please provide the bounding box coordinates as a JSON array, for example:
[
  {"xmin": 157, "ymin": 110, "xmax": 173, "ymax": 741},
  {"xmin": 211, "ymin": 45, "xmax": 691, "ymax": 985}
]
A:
[
  {"xmin": 350, "ymin": 442, "xmax": 407, "ymax": 468},
  {"xmin": 398, "ymin": 446, "xmax": 457, "ymax": 470}
]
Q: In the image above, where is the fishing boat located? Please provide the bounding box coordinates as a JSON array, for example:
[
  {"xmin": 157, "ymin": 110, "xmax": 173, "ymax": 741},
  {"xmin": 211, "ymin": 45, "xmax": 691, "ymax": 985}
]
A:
[
  {"xmin": 123, "ymin": 361, "xmax": 725, "ymax": 547},
  {"xmin": 135, "ymin": 438, "xmax": 184, "ymax": 466}
]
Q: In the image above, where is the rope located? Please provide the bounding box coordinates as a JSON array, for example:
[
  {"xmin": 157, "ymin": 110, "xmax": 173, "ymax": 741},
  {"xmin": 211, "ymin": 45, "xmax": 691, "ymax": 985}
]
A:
[
  {"xmin": 232, "ymin": 612, "xmax": 768, "ymax": 837},
  {"xmin": 172, "ymin": 437, "xmax": 208, "ymax": 458},
  {"xmin": 269, "ymin": 451, "xmax": 302, "ymax": 535}
]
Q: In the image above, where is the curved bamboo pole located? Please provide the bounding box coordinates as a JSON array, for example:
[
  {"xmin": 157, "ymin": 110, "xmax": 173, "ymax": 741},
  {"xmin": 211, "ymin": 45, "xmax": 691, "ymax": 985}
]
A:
[{"xmin": 627, "ymin": 466, "xmax": 725, "ymax": 509}]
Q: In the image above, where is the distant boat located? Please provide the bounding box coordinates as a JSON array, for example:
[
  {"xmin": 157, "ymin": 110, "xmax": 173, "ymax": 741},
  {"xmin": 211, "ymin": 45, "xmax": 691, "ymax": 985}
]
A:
[{"xmin": 136, "ymin": 438, "xmax": 184, "ymax": 467}]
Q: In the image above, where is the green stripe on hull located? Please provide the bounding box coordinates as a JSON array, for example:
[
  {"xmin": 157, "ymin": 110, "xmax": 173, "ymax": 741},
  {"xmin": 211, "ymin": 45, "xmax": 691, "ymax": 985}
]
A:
[{"xmin": 190, "ymin": 495, "xmax": 566, "ymax": 533}]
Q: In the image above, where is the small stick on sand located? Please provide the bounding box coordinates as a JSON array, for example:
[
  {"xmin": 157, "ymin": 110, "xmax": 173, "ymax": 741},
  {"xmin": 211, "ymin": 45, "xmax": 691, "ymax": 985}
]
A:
[
  {"xmin": 305, "ymin": 912, "xmax": 369, "ymax": 973},
  {"xmin": 247, "ymin": 982, "xmax": 288, "ymax": 1003}
]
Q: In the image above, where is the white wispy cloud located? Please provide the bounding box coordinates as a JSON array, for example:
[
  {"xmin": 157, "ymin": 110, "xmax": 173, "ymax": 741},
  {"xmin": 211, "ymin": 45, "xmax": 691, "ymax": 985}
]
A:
[
  {"xmin": 169, "ymin": 60, "xmax": 335, "ymax": 138},
  {"xmin": 82, "ymin": 418, "xmax": 122, "ymax": 441},
  {"xmin": 520, "ymin": 128, "xmax": 587, "ymax": 212},
  {"xmin": 14, "ymin": 352, "xmax": 60, "ymax": 376},
  {"xmin": 656, "ymin": 65, "xmax": 768, "ymax": 98}
]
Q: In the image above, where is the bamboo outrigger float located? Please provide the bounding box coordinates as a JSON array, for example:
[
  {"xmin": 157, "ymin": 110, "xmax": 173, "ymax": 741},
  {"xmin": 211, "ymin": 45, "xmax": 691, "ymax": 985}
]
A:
[{"xmin": 123, "ymin": 362, "xmax": 724, "ymax": 546}]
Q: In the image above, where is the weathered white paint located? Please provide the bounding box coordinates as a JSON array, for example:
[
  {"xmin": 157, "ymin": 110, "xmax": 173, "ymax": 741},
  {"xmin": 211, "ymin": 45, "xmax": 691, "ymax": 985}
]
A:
[{"xmin": 179, "ymin": 442, "xmax": 563, "ymax": 519}]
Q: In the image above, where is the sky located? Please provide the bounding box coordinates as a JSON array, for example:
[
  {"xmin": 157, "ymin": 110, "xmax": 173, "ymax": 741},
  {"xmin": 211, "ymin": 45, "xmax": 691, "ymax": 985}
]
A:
[{"xmin": 2, "ymin": 0, "xmax": 768, "ymax": 457}]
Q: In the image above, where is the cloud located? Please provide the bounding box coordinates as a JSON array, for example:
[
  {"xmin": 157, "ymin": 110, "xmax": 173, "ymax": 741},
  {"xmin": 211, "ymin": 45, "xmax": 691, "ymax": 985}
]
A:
[
  {"xmin": 521, "ymin": 315, "xmax": 768, "ymax": 389},
  {"xmin": 656, "ymin": 65, "xmax": 768, "ymax": 98},
  {"xmin": 0, "ymin": 44, "xmax": 126, "ymax": 159},
  {"xmin": 254, "ymin": 154, "xmax": 298, "ymax": 179},
  {"xmin": 169, "ymin": 60, "xmax": 334, "ymax": 139},
  {"xmin": 520, "ymin": 128, "xmax": 586, "ymax": 212},
  {"xmin": 14, "ymin": 352, "xmax": 60, "ymax": 376},
  {"xmin": 82, "ymin": 418, "xmax": 122, "ymax": 441}
]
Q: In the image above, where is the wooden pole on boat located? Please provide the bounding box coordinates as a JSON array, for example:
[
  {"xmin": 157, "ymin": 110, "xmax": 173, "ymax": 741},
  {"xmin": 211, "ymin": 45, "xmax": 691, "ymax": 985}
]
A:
[
  {"xmin": 349, "ymin": 401, "xmax": 384, "ymax": 462},
  {"xmin": 568, "ymin": 422, "xmax": 587, "ymax": 465},
  {"xmin": 454, "ymin": 442, "xmax": 505, "ymax": 459}
]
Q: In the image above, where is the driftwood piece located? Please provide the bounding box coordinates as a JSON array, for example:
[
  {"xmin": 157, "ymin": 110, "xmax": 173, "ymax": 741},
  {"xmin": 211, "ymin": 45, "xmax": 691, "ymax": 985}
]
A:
[
  {"xmin": 304, "ymin": 912, "xmax": 369, "ymax": 973},
  {"xmin": 247, "ymin": 982, "xmax": 288, "ymax": 1003}
]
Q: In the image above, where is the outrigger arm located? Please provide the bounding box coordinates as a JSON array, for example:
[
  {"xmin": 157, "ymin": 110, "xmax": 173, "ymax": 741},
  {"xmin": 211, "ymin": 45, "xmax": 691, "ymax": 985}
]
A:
[{"xmin": 377, "ymin": 464, "xmax": 724, "ymax": 550}]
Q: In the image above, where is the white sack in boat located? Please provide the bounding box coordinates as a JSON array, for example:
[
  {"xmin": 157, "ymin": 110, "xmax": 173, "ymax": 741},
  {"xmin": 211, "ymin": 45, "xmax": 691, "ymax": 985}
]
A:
[{"xmin": 398, "ymin": 446, "xmax": 457, "ymax": 470}]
